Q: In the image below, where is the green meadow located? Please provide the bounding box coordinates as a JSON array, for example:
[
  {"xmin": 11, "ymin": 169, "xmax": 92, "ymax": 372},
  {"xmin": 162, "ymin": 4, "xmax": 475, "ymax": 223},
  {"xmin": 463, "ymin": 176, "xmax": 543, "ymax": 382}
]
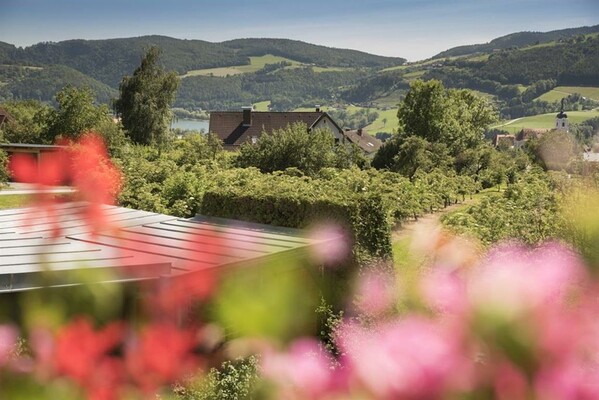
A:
[
  {"xmin": 536, "ymin": 86, "xmax": 599, "ymax": 102},
  {"xmin": 181, "ymin": 55, "xmax": 302, "ymax": 77},
  {"xmin": 492, "ymin": 109, "xmax": 599, "ymax": 133},
  {"xmin": 181, "ymin": 54, "xmax": 352, "ymax": 78}
]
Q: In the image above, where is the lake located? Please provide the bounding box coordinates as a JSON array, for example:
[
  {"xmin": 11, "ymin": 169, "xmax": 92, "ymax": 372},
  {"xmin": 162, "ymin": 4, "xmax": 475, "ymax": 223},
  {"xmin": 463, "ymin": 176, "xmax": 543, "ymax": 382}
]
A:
[{"xmin": 171, "ymin": 118, "xmax": 209, "ymax": 132}]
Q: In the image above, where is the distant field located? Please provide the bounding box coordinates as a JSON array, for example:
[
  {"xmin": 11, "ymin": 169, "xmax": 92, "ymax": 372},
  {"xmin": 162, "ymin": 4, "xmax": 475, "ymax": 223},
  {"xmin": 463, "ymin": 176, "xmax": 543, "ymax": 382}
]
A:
[
  {"xmin": 181, "ymin": 55, "xmax": 301, "ymax": 77},
  {"xmin": 403, "ymin": 70, "xmax": 426, "ymax": 81},
  {"xmin": 373, "ymin": 90, "xmax": 403, "ymax": 107},
  {"xmin": 292, "ymin": 106, "xmax": 332, "ymax": 112},
  {"xmin": 181, "ymin": 55, "xmax": 354, "ymax": 77},
  {"xmin": 365, "ymin": 108, "xmax": 399, "ymax": 134},
  {"xmin": 311, "ymin": 66, "xmax": 352, "ymax": 73},
  {"xmin": 492, "ymin": 109, "xmax": 599, "ymax": 133},
  {"xmin": 253, "ymin": 100, "xmax": 271, "ymax": 111},
  {"xmin": 536, "ymin": 86, "xmax": 599, "ymax": 102}
]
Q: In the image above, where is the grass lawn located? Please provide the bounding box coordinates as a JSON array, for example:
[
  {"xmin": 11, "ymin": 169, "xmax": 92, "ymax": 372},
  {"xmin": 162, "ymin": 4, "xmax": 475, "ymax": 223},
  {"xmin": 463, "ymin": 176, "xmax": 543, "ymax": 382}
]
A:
[
  {"xmin": 492, "ymin": 109, "xmax": 599, "ymax": 133},
  {"xmin": 536, "ymin": 86, "xmax": 599, "ymax": 102},
  {"xmin": 0, "ymin": 194, "xmax": 32, "ymax": 209}
]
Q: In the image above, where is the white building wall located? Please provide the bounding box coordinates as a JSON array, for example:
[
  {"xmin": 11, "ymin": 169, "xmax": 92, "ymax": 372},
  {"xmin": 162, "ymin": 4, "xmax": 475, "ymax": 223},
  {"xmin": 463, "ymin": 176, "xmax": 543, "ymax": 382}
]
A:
[{"xmin": 312, "ymin": 117, "xmax": 342, "ymax": 140}]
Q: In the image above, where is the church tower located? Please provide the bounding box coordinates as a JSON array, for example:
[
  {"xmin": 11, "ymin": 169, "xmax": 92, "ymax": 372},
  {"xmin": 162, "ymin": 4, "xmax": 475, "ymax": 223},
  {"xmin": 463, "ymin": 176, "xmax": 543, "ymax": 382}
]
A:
[{"xmin": 555, "ymin": 98, "xmax": 569, "ymax": 132}]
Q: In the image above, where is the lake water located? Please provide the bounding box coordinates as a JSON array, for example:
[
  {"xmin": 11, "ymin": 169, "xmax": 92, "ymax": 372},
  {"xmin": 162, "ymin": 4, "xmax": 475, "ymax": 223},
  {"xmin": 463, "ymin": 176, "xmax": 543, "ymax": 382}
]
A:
[{"xmin": 171, "ymin": 118, "xmax": 209, "ymax": 132}]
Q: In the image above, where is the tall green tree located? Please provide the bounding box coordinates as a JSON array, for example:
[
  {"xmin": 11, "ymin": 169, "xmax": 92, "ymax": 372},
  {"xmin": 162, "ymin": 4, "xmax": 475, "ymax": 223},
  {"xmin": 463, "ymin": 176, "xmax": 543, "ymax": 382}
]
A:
[
  {"xmin": 397, "ymin": 80, "xmax": 497, "ymax": 155},
  {"xmin": 45, "ymin": 86, "xmax": 110, "ymax": 141},
  {"xmin": 114, "ymin": 47, "xmax": 179, "ymax": 147},
  {"xmin": 0, "ymin": 100, "xmax": 50, "ymax": 144},
  {"xmin": 235, "ymin": 122, "xmax": 337, "ymax": 175}
]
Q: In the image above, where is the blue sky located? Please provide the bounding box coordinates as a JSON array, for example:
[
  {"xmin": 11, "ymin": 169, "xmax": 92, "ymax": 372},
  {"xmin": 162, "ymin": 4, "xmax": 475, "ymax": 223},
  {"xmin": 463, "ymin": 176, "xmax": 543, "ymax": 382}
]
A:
[{"xmin": 1, "ymin": 0, "xmax": 598, "ymax": 61}]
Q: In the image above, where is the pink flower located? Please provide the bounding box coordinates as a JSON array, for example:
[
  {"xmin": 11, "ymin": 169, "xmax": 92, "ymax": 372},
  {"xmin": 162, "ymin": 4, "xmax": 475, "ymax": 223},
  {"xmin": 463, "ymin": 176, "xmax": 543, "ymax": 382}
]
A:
[
  {"xmin": 0, "ymin": 324, "xmax": 18, "ymax": 367},
  {"xmin": 307, "ymin": 223, "xmax": 350, "ymax": 266},
  {"xmin": 535, "ymin": 360, "xmax": 599, "ymax": 400},
  {"xmin": 469, "ymin": 242, "xmax": 585, "ymax": 319},
  {"xmin": 421, "ymin": 268, "xmax": 468, "ymax": 315},
  {"xmin": 340, "ymin": 318, "xmax": 471, "ymax": 399},
  {"xmin": 261, "ymin": 338, "xmax": 337, "ymax": 399},
  {"xmin": 354, "ymin": 271, "xmax": 396, "ymax": 316}
]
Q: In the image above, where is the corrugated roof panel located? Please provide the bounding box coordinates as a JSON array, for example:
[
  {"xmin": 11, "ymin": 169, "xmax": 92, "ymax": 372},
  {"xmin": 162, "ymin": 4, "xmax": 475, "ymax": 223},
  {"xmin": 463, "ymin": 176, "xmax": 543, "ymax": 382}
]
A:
[{"xmin": 0, "ymin": 203, "xmax": 330, "ymax": 292}]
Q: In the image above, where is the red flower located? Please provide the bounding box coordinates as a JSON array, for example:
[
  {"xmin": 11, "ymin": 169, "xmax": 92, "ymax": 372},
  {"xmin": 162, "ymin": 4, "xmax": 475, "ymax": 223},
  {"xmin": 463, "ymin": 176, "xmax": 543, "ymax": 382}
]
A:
[
  {"xmin": 54, "ymin": 318, "xmax": 124, "ymax": 389},
  {"xmin": 126, "ymin": 323, "xmax": 198, "ymax": 393}
]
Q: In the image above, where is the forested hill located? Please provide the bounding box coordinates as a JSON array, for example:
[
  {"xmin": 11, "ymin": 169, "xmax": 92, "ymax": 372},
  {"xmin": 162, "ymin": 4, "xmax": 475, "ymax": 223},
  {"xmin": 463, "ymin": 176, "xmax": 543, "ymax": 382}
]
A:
[
  {"xmin": 221, "ymin": 38, "xmax": 404, "ymax": 68},
  {"xmin": 433, "ymin": 24, "xmax": 599, "ymax": 58},
  {"xmin": 0, "ymin": 36, "xmax": 404, "ymax": 87}
]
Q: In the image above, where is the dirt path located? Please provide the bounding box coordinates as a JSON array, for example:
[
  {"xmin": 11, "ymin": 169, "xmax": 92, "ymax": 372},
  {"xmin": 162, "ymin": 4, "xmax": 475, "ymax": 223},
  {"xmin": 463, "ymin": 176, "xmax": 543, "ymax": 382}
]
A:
[{"xmin": 392, "ymin": 199, "xmax": 474, "ymax": 242}]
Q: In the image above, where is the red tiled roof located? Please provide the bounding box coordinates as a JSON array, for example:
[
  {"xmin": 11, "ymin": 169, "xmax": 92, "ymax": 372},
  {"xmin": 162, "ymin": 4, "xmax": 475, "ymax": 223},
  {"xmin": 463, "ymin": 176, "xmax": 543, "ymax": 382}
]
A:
[{"xmin": 209, "ymin": 111, "xmax": 342, "ymax": 146}]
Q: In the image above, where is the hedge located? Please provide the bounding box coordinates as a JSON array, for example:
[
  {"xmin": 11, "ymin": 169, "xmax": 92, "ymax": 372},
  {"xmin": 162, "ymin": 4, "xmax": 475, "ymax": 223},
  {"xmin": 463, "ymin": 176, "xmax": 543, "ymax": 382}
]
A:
[{"xmin": 201, "ymin": 187, "xmax": 392, "ymax": 264}]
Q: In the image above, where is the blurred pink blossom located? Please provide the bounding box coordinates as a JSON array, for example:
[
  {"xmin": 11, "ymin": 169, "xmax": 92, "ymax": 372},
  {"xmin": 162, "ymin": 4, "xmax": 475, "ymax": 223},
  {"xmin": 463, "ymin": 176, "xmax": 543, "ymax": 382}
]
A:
[
  {"xmin": 354, "ymin": 271, "xmax": 396, "ymax": 316},
  {"xmin": 0, "ymin": 324, "xmax": 18, "ymax": 367},
  {"xmin": 340, "ymin": 318, "xmax": 471, "ymax": 399},
  {"xmin": 261, "ymin": 338, "xmax": 337, "ymax": 399},
  {"xmin": 307, "ymin": 223, "xmax": 350, "ymax": 266},
  {"xmin": 469, "ymin": 242, "xmax": 585, "ymax": 319},
  {"xmin": 421, "ymin": 268, "xmax": 468, "ymax": 315}
]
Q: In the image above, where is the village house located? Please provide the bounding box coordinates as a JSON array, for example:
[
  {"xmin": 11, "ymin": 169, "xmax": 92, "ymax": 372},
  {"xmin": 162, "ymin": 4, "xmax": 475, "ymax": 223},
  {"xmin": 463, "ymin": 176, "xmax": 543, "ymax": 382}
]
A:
[
  {"xmin": 341, "ymin": 128, "xmax": 382, "ymax": 154},
  {"xmin": 494, "ymin": 134, "xmax": 516, "ymax": 148},
  {"xmin": 209, "ymin": 106, "xmax": 381, "ymax": 154}
]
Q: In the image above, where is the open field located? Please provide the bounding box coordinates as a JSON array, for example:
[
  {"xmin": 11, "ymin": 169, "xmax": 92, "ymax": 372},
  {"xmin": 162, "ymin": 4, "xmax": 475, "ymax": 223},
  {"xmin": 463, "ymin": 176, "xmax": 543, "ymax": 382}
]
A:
[
  {"xmin": 253, "ymin": 100, "xmax": 271, "ymax": 111},
  {"xmin": 536, "ymin": 86, "xmax": 599, "ymax": 102},
  {"xmin": 492, "ymin": 109, "xmax": 599, "ymax": 133},
  {"xmin": 403, "ymin": 70, "xmax": 426, "ymax": 81},
  {"xmin": 180, "ymin": 54, "xmax": 353, "ymax": 78},
  {"xmin": 364, "ymin": 107, "xmax": 399, "ymax": 134},
  {"xmin": 181, "ymin": 55, "xmax": 302, "ymax": 77}
]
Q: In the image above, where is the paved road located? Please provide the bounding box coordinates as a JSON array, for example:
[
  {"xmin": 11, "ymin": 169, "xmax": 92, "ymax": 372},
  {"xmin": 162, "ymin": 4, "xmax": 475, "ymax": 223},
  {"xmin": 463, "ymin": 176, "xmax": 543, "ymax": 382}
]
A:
[{"xmin": 0, "ymin": 182, "xmax": 76, "ymax": 196}]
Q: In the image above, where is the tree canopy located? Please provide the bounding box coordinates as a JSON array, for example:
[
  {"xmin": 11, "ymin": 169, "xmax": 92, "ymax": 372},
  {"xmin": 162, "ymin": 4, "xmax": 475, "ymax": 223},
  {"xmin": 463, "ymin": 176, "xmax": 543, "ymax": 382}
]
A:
[
  {"xmin": 114, "ymin": 47, "xmax": 179, "ymax": 147},
  {"xmin": 397, "ymin": 80, "xmax": 497, "ymax": 155},
  {"xmin": 234, "ymin": 122, "xmax": 339, "ymax": 175},
  {"xmin": 45, "ymin": 86, "xmax": 111, "ymax": 141}
]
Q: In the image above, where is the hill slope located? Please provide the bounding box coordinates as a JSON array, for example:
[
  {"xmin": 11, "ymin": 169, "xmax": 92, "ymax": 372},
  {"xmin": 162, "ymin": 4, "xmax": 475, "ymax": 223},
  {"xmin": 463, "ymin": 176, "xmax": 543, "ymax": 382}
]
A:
[
  {"xmin": 0, "ymin": 36, "xmax": 404, "ymax": 88},
  {"xmin": 221, "ymin": 38, "xmax": 405, "ymax": 68},
  {"xmin": 433, "ymin": 25, "xmax": 599, "ymax": 58}
]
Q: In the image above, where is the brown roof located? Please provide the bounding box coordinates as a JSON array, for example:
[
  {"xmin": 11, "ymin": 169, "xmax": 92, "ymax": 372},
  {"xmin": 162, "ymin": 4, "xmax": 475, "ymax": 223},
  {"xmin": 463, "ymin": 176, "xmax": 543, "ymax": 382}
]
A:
[
  {"xmin": 342, "ymin": 129, "xmax": 382, "ymax": 154},
  {"xmin": 209, "ymin": 111, "xmax": 342, "ymax": 147},
  {"xmin": 516, "ymin": 128, "xmax": 548, "ymax": 141},
  {"xmin": 494, "ymin": 134, "xmax": 515, "ymax": 147}
]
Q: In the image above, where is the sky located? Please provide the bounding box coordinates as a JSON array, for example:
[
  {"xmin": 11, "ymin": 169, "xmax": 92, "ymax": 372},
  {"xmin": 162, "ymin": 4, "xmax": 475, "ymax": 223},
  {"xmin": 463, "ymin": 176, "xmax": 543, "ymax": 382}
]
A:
[{"xmin": 1, "ymin": 0, "xmax": 598, "ymax": 61}]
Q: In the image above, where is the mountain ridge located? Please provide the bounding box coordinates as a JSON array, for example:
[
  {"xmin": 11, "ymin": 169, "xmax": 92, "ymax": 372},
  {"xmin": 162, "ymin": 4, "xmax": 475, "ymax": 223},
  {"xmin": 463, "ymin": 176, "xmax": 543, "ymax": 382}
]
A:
[{"xmin": 433, "ymin": 24, "xmax": 599, "ymax": 59}]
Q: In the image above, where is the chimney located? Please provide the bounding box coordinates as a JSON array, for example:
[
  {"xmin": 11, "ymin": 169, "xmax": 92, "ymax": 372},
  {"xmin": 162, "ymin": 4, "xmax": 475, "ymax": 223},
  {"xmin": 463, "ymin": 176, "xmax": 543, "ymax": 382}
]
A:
[
  {"xmin": 357, "ymin": 128, "xmax": 363, "ymax": 136},
  {"xmin": 315, "ymin": 105, "xmax": 321, "ymax": 112},
  {"xmin": 242, "ymin": 106, "xmax": 252, "ymax": 126}
]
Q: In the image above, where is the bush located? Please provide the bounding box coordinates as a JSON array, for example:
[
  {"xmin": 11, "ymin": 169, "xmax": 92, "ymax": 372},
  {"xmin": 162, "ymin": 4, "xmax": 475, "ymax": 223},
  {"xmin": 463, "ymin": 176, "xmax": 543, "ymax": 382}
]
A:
[{"xmin": 201, "ymin": 172, "xmax": 392, "ymax": 263}]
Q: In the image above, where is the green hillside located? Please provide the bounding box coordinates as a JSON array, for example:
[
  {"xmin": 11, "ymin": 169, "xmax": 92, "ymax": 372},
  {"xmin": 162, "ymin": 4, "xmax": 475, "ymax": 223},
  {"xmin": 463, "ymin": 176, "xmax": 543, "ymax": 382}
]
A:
[
  {"xmin": 0, "ymin": 27, "xmax": 597, "ymax": 122},
  {"xmin": 0, "ymin": 64, "xmax": 117, "ymax": 104},
  {"xmin": 433, "ymin": 24, "xmax": 599, "ymax": 58},
  {"xmin": 536, "ymin": 86, "xmax": 599, "ymax": 102},
  {"xmin": 182, "ymin": 55, "xmax": 302, "ymax": 77},
  {"xmin": 221, "ymin": 38, "xmax": 405, "ymax": 68}
]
